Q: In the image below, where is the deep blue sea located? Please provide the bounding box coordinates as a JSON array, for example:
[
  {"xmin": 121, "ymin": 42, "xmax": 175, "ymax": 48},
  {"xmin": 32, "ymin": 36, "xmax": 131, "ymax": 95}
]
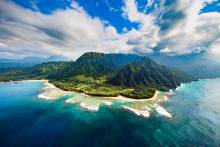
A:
[{"xmin": 0, "ymin": 79, "xmax": 220, "ymax": 147}]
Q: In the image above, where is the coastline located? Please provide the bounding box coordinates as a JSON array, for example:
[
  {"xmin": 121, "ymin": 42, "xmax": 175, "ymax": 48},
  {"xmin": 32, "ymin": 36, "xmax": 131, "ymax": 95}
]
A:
[
  {"xmin": 101, "ymin": 90, "xmax": 160, "ymax": 102},
  {"xmin": 38, "ymin": 80, "xmax": 67, "ymax": 100},
  {"xmin": 3, "ymin": 79, "xmax": 160, "ymax": 101},
  {"xmin": 4, "ymin": 79, "xmax": 173, "ymax": 118},
  {"xmin": 31, "ymin": 80, "xmax": 172, "ymax": 118},
  {"xmin": 0, "ymin": 79, "xmax": 49, "ymax": 85},
  {"xmin": 64, "ymin": 89, "xmax": 171, "ymax": 117}
]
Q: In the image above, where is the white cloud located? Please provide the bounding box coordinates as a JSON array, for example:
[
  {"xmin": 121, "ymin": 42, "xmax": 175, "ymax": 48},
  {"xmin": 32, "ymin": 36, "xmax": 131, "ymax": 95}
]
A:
[
  {"xmin": 0, "ymin": 0, "xmax": 219, "ymax": 61},
  {"xmin": 145, "ymin": 0, "xmax": 155, "ymax": 8},
  {"xmin": 159, "ymin": 0, "xmax": 220, "ymax": 57},
  {"xmin": 0, "ymin": 1, "xmax": 135, "ymax": 59},
  {"xmin": 0, "ymin": 0, "xmax": 162, "ymax": 59},
  {"xmin": 160, "ymin": 47, "xmax": 171, "ymax": 53},
  {"xmin": 122, "ymin": 0, "xmax": 160, "ymax": 54},
  {"xmin": 208, "ymin": 38, "xmax": 220, "ymax": 62},
  {"xmin": 0, "ymin": 43, "xmax": 8, "ymax": 48}
]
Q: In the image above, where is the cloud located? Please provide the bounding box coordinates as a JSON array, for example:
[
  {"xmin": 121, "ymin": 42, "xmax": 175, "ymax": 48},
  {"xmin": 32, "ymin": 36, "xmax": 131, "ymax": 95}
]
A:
[
  {"xmin": 0, "ymin": 0, "xmax": 219, "ymax": 61},
  {"xmin": 0, "ymin": 1, "xmax": 133, "ymax": 59},
  {"xmin": 160, "ymin": 47, "xmax": 171, "ymax": 53},
  {"xmin": 122, "ymin": 0, "xmax": 160, "ymax": 54},
  {"xmin": 0, "ymin": 0, "xmax": 161, "ymax": 59},
  {"xmin": 157, "ymin": 0, "xmax": 220, "ymax": 58}
]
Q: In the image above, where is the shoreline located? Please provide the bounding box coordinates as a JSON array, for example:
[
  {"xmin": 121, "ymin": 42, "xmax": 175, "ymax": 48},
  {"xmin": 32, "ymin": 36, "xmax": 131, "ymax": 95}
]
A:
[
  {"xmin": 101, "ymin": 90, "xmax": 160, "ymax": 102},
  {"xmin": 0, "ymin": 79, "xmax": 49, "ymax": 84},
  {"xmin": 2, "ymin": 79, "xmax": 163, "ymax": 102},
  {"xmin": 2, "ymin": 79, "xmax": 173, "ymax": 118},
  {"xmin": 38, "ymin": 80, "xmax": 67, "ymax": 100}
]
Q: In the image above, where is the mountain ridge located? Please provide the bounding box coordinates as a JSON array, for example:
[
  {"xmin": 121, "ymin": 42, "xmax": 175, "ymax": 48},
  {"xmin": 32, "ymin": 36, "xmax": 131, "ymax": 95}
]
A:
[
  {"xmin": 110, "ymin": 57, "xmax": 196, "ymax": 90},
  {"xmin": 0, "ymin": 52, "xmax": 197, "ymax": 99}
]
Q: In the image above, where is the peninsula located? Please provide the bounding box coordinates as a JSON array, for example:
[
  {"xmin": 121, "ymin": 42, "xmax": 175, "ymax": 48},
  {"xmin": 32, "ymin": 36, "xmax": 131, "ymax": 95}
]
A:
[{"xmin": 0, "ymin": 52, "xmax": 197, "ymax": 99}]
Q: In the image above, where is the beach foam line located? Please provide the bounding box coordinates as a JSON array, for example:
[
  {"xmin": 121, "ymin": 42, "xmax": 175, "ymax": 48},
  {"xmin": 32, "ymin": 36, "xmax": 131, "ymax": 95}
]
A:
[
  {"xmin": 80, "ymin": 93, "xmax": 89, "ymax": 97},
  {"xmin": 123, "ymin": 106, "xmax": 150, "ymax": 118},
  {"xmin": 141, "ymin": 110, "xmax": 150, "ymax": 117},
  {"xmin": 176, "ymin": 83, "xmax": 185, "ymax": 91},
  {"xmin": 102, "ymin": 101, "xmax": 112, "ymax": 106},
  {"xmin": 103, "ymin": 90, "xmax": 160, "ymax": 103},
  {"xmin": 38, "ymin": 81, "xmax": 67, "ymax": 100},
  {"xmin": 164, "ymin": 96, "xmax": 169, "ymax": 101},
  {"xmin": 38, "ymin": 93, "xmax": 50, "ymax": 100},
  {"xmin": 80, "ymin": 102, "xmax": 99, "ymax": 112},
  {"xmin": 65, "ymin": 98, "xmax": 78, "ymax": 104},
  {"xmin": 145, "ymin": 106, "xmax": 151, "ymax": 111},
  {"xmin": 155, "ymin": 105, "xmax": 172, "ymax": 118}
]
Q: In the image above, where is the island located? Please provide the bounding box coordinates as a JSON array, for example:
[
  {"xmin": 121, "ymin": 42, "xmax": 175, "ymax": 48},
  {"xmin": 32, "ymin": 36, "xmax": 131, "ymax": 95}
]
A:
[{"xmin": 0, "ymin": 52, "xmax": 197, "ymax": 99}]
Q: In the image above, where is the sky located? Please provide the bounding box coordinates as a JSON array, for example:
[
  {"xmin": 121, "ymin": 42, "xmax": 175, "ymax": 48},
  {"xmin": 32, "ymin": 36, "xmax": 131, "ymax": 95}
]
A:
[{"xmin": 0, "ymin": 0, "xmax": 219, "ymax": 61}]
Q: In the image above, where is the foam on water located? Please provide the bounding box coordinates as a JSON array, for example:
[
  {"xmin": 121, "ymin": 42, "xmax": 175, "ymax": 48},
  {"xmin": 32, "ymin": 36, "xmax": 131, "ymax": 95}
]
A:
[
  {"xmin": 102, "ymin": 101, "xmax": 112, "ymax": 106},
  {"xmin": 155, "ymin": 104, "xmax": 172, "ymax": 118},
  {"xmin": 80, "ymin": 102, "xmax": 99, "ymax": 112},
  {"xmin": 59, "ymin": 89, "xmax": 166, "ymax": 117},
  {"xmin": 38, "ymin": 93, "xmax": 50, "ymax": 100},
  {"xmin": 38, "ymin": 81, "xmax": 67, "ymax": 100},
  {"xmin": 1, "ymin": 79, "xmax": 220, "ymax": 146},
  {"xmin": 123, "ymin": 106, "xmax": 150, "ymax": 118},
  {"xmin": 65, "ymin": 98, "xmax": 78, "ymax": 104}
]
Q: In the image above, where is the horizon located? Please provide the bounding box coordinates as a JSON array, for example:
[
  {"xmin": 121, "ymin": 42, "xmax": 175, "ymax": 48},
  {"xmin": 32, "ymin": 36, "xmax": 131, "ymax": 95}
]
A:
[{"xmin": 0, "ymin": 1, "xmax": 220, "ymax": 145}]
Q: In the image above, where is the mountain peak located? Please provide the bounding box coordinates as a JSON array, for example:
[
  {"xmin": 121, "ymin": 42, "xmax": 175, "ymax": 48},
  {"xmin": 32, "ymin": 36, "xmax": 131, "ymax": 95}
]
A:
[
  {"xmin": 110, "ymin": 56, "xmax": 196, "ymax": 90},
  {"xmin": 81, "ymin": 52, "xmax": 104, "ymax": 57}
]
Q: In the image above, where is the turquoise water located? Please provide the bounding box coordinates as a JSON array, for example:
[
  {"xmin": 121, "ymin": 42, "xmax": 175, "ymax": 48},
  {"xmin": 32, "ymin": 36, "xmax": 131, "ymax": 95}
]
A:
[{"xmin": 0, "ymin": 79, "xmax": 220, "ymax": 146}]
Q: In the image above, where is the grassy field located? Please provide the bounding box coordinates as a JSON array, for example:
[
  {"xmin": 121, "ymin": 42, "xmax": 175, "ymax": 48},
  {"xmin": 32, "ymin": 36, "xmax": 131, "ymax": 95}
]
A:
[{"xmin": 51, "ymin": 75, "xmax": 156, "ymax": 99}]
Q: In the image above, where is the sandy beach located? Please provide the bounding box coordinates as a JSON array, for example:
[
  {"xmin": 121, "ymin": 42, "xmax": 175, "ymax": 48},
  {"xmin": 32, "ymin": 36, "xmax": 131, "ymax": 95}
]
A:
[
  {"xmin": 104, "ymin": 90, "xmax": 160, "ymax": 102},
  {"xmin": 64, "ymin": 89, "xmax": 173, "ymax": 118},
  {"xmin": 38, "ymin": 80, "xmax": 67, "ymax": 100},
  {"xmin": 26, "ymin": 80, "xmax": 172, "ymax": 118}
]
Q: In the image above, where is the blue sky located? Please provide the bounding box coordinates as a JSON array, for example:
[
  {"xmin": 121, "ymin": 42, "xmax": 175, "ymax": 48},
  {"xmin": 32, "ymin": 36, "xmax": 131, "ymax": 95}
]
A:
[{"xmin": 0, "ymin": 0, "xmax": 220, "ymax": 60}]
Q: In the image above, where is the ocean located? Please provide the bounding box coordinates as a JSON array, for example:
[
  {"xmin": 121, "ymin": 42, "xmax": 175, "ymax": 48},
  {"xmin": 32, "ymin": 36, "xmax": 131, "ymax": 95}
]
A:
[{"xmin": 0, "ymin": 79, "xmax": 219, "ymax": 146}]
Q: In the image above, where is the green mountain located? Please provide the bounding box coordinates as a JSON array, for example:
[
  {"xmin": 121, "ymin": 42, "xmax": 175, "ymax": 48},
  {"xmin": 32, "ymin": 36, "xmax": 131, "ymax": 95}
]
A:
[
  {"xmin": 110, "ymin": 57, "xmax": 196, "ymax": 91},
  {"xmin": 0, "ymin": 61, "xmax": 72, "ymax": 81},
  {"xmin": 27, "ymin": 61, "xmax": 72, "ymax": 78},
  {"xmin": 0, "ymin": 52, "xmax": 197, "ymax": 99},
  {"xmin": 54, "ymin": 52, "xmax": 142, "ymax": 78}
]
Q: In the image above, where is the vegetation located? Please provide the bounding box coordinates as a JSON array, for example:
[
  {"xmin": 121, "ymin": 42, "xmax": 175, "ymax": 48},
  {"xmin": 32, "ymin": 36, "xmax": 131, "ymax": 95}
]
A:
[
  {"xmin": 110, "ymin": 57, "xmax": 196, "ymax": 90},
  {"xmin": 51, "ymin": 79, "xmax": 155, "ymax": 99},
  {"xmin": 52, "ymin": 80, "xmax": 122, "ymax": 97},
  {"xmin": 120, "ymin": 87, "xmax": 156, "ymax": 99},
  {"xmin": 0, "ymin": 52, "xmax": 197, "ymax": 99}
]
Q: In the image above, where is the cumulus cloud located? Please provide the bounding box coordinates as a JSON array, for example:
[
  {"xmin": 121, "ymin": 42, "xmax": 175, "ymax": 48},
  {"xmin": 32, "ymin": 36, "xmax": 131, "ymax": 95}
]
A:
[
  {"xmin": 122, "ymin": 0, "xmax": 220, "ymax": 58},
  {"xmin": 158, "ymin": 0, "xmax": 220, "ymax": 58},
  {"xmin": 0, "ymin": 0, "xmax": 161, "ymax": 59},
  {"xmin": 160, "ymin": 47, "xmax": 171, "ymax": 53},
  {"xmin": 122, "ymin": 0, "xmax": 160, "ymax": 53},
  {"xmin": 0, "ymin": 1, "xmax": 133, "ymax": 59},
  {"xmin": 0, "ymin": 0, "xmax": 219, "ymax": 61}
]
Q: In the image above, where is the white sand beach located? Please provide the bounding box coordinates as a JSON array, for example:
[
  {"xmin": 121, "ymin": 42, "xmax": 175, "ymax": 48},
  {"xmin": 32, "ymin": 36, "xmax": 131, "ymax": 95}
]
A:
[
  {"xmin": 102, "ymin": 90, "xmax": 160, "ymax": 102},
  {"xmin": 38, "ymin": 81, "xmax": 67, "ymax": 100},
  {"xmin": 32, "ymin": 80, "xmax": 172, "ymax": 118},
  {"xmin": 64, "ymin": 89, "xmax": 166, "ymax": 116}
]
